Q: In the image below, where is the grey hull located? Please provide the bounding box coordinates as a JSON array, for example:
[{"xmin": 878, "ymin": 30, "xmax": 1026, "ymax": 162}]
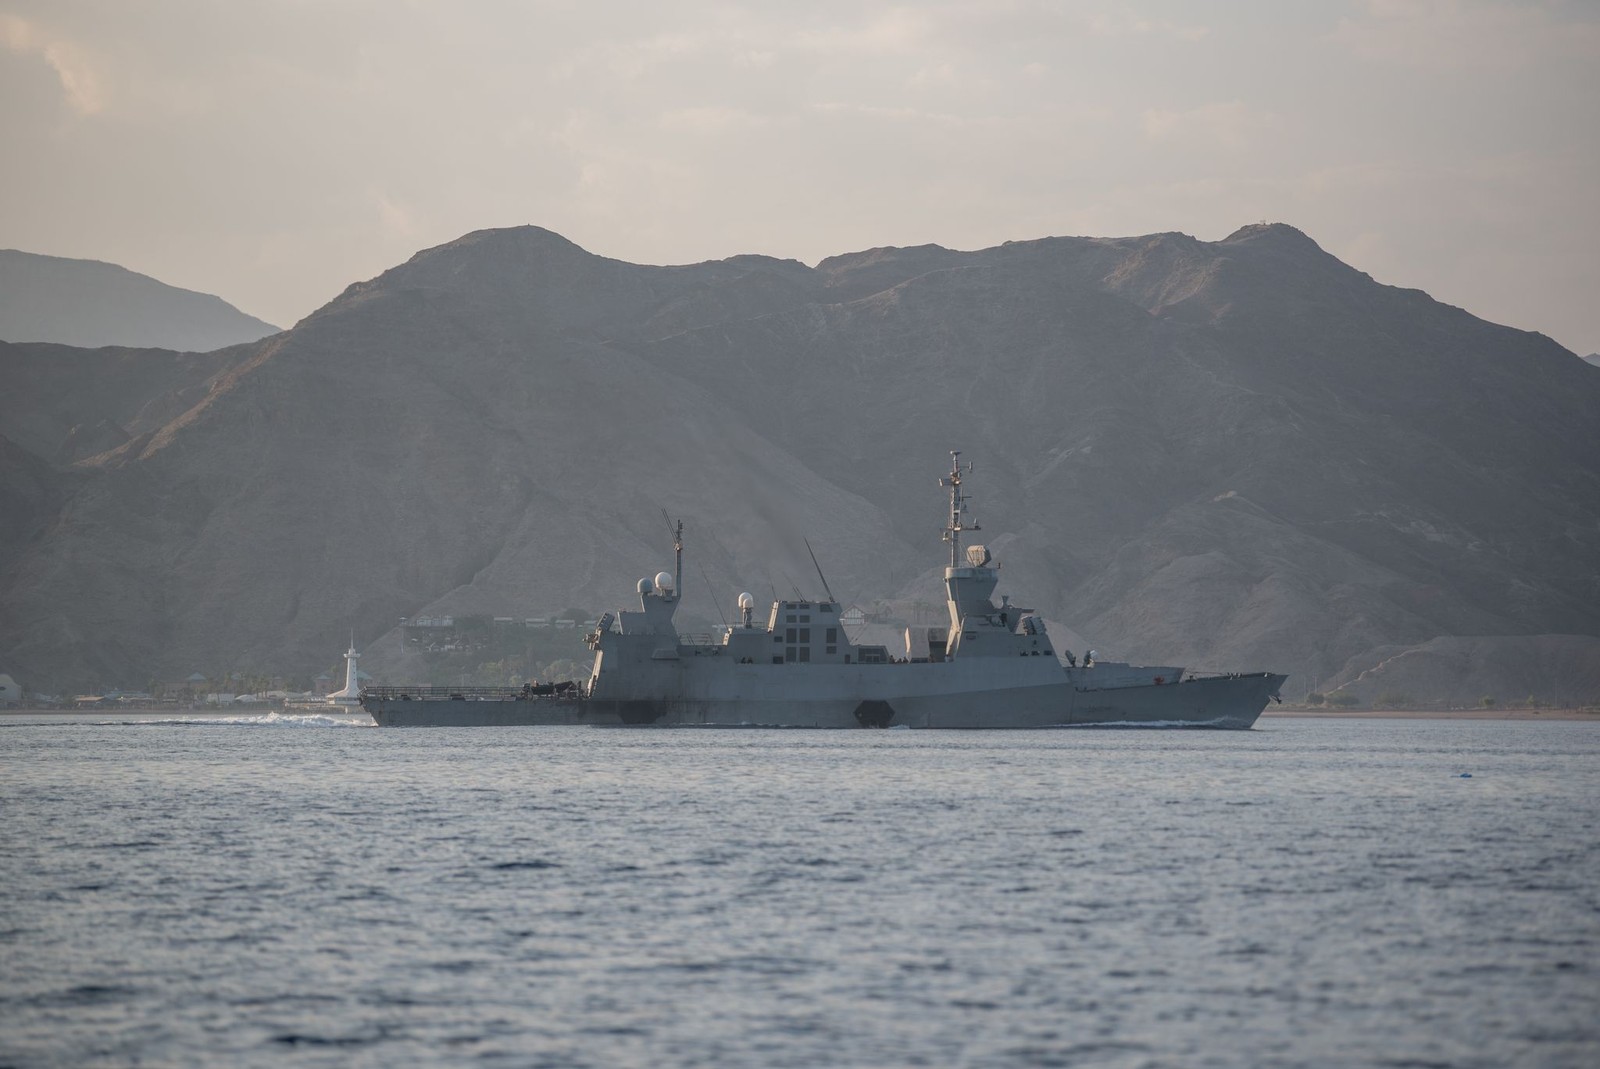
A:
[
  {"xmin": 366, "ymin": 454, "xmax": 1288, "ymax": 732},
  {"xmin": 365, "ymin": 697, "xmax": 591, "ymax": 728},
  {"xmin": 364, "ymin": 672, "xmax": 1285, "ymax": 729}
]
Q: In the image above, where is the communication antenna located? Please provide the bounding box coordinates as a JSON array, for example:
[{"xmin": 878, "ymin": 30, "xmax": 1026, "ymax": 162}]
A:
[
  {"xmin": 660, "ymin": 509, "xmax": 684, "ymax": 601},
  {"xmin": 697, "ymin": 560, "xmax": 729, "ymax": 627},
  {"xmin": 803, "ymin": 537, "xmax": 838, "ymax": 605}
]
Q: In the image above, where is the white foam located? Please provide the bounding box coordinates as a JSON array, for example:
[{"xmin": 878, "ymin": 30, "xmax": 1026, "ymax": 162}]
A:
[{"xmin": 103, "ymin": 711, "xmax": 375, "ymax": 728}]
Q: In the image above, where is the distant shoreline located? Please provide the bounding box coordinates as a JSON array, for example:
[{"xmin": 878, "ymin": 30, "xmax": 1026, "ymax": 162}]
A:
[
  {"xmin": 4, "ymin": 705, "xmax": 1596, "ymax": 723},
  {"xmin": 1264, "ymin": 707, "xmax": 1598, "ymax": 721},
  {"xmin": 1, "ymin": 705, "xmax": 360, "ymax": 716}
]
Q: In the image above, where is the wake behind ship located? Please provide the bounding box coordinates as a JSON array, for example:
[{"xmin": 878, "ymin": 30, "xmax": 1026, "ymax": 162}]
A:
[{"xmin": 363, "ymin": 452, "xmax": 1286, "ymax": 728}]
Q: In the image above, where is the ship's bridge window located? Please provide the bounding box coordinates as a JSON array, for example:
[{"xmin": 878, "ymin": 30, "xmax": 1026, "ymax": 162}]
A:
[
  {"xmin": 799, "ymin": 629, "xmax": 810, "ymax": 643},
  {"xmin": 826, "ymin": 628, "xmax": 837, "ymax": 644}
]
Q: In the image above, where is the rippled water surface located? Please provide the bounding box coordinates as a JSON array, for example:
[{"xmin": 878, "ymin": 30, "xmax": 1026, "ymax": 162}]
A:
[{"xmin": 2, "ymin": 714, "xmax": 1597, "ymax": 1068}]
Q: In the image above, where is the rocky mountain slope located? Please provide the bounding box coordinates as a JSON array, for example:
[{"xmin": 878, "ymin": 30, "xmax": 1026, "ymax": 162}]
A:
[
  {"xmin": 0, "ymin": 250, "xmax": 280, "ymax": 351},
  {"xmin": 2, "ymin": 224, "xmax": 1596, "ymax": 701},
  {"xmin": 2, "ymin": 341, "xmax": 250, "ymax": 464}
]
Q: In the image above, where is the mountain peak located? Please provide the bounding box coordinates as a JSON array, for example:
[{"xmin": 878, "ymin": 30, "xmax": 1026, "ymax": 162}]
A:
[
  {"xmin": 1220, "ymin": 222, "xmax": 1326, "ymax": 254},
  {"xmin": 400, "ymin": 225, "xmax": 599, "ymax": 274},
  {"xmin": 444, "ymin": 224, "xmax": 590, "ymax": 254}
]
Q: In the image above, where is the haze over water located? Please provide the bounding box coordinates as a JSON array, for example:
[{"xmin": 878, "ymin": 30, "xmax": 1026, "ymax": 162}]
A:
[{"xmin": 2, "ymin": 716, "xmax": 1597, "ymax": 1067}]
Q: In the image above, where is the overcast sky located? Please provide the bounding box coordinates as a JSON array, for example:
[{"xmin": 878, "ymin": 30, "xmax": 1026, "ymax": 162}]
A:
[{"xmin": 3, "ymin": 0, "xmax": 1596, "ymax": 353}]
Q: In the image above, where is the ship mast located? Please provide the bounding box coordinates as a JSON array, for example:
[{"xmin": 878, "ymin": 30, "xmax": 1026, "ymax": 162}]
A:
[
  {"xmin": 672, "ymin": 518, "xmax": 684, "ymax": 603},
  {"xmin": 660, "ymin": 509, "xmax": 684, "ymax": 602},
  {"xmin": 940, "ymin": 450, "xmax": 980, "ymax": 569}
]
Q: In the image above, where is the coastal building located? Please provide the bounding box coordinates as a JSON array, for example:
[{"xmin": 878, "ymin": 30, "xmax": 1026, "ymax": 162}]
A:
[{"xmin": 327, "ymin": 637, "xmax": 363, "ymax": 705}]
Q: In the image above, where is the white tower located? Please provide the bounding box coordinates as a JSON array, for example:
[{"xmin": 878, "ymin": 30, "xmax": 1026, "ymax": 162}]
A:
[{"xmin": 327, "ymin": 634, "xmax": 362, "ymax": 705}]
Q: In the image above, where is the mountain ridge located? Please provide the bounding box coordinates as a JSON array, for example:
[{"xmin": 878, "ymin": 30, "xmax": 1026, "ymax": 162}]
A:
[
  {"xmin": 1, "ymin": 223, "xmax": 1595, "ymax": 702},
  {"xmin": 0, "ymin": 249, "xmax": 280, "ymax": 351}
]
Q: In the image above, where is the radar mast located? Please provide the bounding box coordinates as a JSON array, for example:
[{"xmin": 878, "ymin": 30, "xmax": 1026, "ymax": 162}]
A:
[
  {"xmin": 673, "ymin": 517, "xmax": 683, "ymax": 602},
  {"xmin": 661, "ymin": 510, "xmax": 684, "ymax": 603},
  {"xmin": 940, "ymin": 450, "xmax": 981, "ymax": 570}
]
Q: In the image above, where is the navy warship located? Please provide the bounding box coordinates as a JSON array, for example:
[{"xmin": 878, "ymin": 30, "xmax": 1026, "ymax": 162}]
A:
[{"xmin": 362, "ymin": 452, "xmax": 1286, "ymax": 728}]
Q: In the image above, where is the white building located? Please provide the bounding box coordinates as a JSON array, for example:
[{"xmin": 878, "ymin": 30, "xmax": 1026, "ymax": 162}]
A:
[{"xmin": 327, "ymin": 637, "xmax": 363, "ymax": 705}]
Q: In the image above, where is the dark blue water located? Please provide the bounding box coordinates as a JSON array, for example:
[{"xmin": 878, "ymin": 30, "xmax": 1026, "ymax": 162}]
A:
[{"xmin": 2, "ymin": 714, "xmax": 1597, "ymax": 1068}]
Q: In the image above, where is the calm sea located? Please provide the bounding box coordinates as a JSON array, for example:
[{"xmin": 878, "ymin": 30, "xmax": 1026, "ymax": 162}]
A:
[{"xmin": 1, "ymin": 714, "xmax": 1596, "ymax": 1068}]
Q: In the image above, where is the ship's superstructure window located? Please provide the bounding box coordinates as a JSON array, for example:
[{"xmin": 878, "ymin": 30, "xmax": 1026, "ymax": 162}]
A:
[{"xmin": 758, "ymin": 595, "xmax": 856, "ymax": 664}]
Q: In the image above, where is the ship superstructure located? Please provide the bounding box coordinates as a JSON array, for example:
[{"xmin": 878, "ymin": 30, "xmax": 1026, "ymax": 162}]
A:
[{"xmin": 363, "ymin": 452, "xmax": 1285, "ymax": 728}]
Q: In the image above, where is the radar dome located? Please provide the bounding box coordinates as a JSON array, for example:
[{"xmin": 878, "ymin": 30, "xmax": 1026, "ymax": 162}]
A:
[
  {"xmin": 654, "ymin": 571, "xmax": 675, "ymax": 592},
  {"xmin": 737, "ymin": 592, "xmax": 755, "ymax": 610},
  {"xmin": 966, "ymin": 544, "xmax": 992, "ymax": 567},
  {"xmin": 637, "ymin": 578, "xmax": 652, "ymax": 594}
]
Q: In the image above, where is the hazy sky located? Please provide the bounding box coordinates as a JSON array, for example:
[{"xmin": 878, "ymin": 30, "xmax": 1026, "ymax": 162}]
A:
[{"xmin": 3, "ymin": 1, "xmax": 1597, "ymax": 353}]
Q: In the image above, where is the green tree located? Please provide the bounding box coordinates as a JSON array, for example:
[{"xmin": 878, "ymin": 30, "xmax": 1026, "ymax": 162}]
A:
[
  {"xmin": 1327, "ymin": 692, "xmax": 1360, "ymax": 708},
  {"xmin": 1305, "ymin": 692, "xmax": 1326, "ymax": 706},
  {"xmin": 1478, "ymin": 695, "xmax": 1497, "ymax": 709}
]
